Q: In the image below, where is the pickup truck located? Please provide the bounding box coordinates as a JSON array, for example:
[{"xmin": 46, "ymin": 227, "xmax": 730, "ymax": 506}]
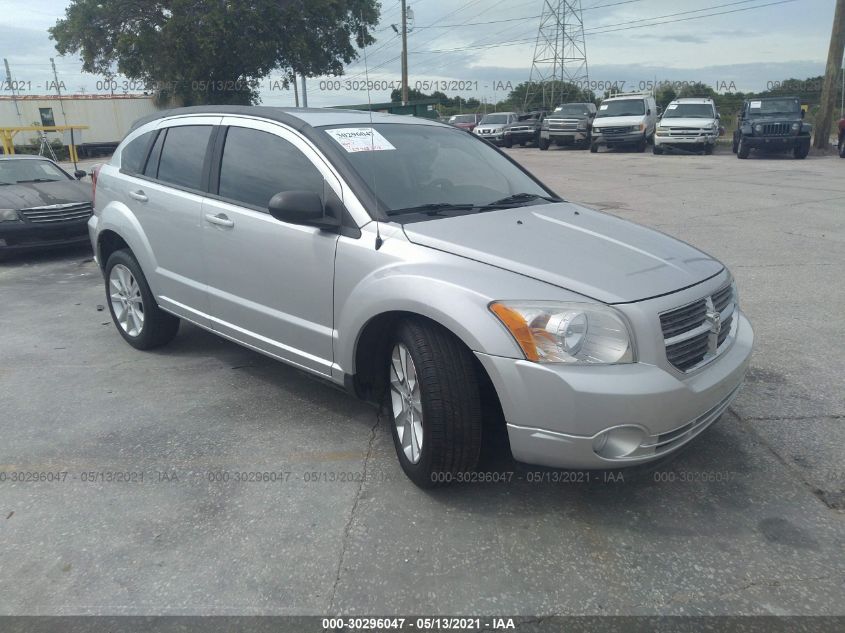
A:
[{"xmin": 539, "ymin": 103, "xmax": 597, "ymax": 150}]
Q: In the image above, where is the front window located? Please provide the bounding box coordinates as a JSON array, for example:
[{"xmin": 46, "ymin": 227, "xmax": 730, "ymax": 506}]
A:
[
  {"xmin": 662, "ymin": 103, "xmax": 715, "ymax": 119},
  {"xmin": 553, "ymin": 104, "xmax": 592, "ymax": 117},
  {"xmin": 751, "ymin": 98, "xmax": 801, "ymax": 115},
  {"xmin": 478, "ymin": 114, "xmax": 510, "ymax": 125},
  {"xmin": 0, "ymin": 159, "xmax": 69, "ymax": 185},
  {"xmin": 449, "ymin": 115, "xmax": 477, "ymax": 124},
  {"xmin": 321, "ymin": 124, "xmax": 554, "ymax": 220},
  {"xmin": 596, "ymin": 99, "xmax": 645, "ymax": 118}
]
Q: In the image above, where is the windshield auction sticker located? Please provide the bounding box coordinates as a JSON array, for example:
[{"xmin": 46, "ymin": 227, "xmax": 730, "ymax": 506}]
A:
[{"xmin": 325, "ymin": 127, "xmax": 396, "ymax": 153}]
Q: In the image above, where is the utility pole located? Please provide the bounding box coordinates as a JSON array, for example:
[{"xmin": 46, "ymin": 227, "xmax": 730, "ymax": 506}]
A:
[
  {"xmin": 401, "ymin": 0, "xmax": 409, "ymax": 105},
  {"xmin": 3, "ymin": 58, "xmax": 22, "ymax": 124},
  {"xmin": 50, "ymin": 58, "xmax": 68, "ymax": 125},
  {"xmin": 813, "ymin": 0, "xmax": 845, "ymax": 150},
  {"xmin": 300, "ymin": 74, "xmax": 308, "ymax": 107}
]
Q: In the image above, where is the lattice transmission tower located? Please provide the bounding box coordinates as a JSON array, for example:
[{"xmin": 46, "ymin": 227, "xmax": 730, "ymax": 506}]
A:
[{"xmin": 523, "ymin": 0, "xmax": 589, "ymax": 111}]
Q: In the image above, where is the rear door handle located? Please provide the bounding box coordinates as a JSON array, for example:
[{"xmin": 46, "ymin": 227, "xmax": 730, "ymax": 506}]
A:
[
  {"xmin": 128, "ymin": 190, "xmax": 148, "ymax": 202},
  {"xmin": 205, "ymin": 212, "xmax": 234, "ymax": 228}
]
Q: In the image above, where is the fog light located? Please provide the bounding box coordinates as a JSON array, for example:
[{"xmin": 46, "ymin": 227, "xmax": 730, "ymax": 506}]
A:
[{"xmin": 592, "ymin": 426, "xmax": 646, "ymax": 459}]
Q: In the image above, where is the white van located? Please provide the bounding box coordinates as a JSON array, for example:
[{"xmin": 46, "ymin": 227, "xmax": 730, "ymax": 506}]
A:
[
  {"xmin": 654, "ymin": 98, "xmax": 720, "ymax": 155},
  {"xmin": 590, "ymin": 93, "xmax": 658, "ymax": 153}
]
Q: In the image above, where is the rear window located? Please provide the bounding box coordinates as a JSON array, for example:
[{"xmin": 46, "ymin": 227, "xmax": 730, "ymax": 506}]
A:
[{"xmin": 156, "ymin": 125, "xmax": 214, "ymax": 191}]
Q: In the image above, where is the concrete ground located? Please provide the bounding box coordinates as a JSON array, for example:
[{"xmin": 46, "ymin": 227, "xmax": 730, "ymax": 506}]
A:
[{"xmin": 0, "ymin": 147, "xmax": 843, "ymax": 616}]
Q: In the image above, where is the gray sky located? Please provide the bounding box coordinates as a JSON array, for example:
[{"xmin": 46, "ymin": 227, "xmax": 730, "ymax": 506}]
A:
[{"xmin": 0, "ymin": 0, "xmax": 836, "ymax": 107}]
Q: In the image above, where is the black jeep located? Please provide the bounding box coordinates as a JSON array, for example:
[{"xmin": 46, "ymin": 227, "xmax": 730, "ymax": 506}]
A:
[{"xmin": 733, "ymin": 96, "xmax": 811, "ymax": 159}]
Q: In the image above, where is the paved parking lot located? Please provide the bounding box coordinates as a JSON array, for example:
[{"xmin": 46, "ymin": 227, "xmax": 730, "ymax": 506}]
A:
[{"xmin": 1, "ymin": 147, "xmax": 843, "ymax": 616}]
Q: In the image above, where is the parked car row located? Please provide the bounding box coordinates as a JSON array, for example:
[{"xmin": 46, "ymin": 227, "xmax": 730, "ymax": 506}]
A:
[{"xmin": 449, "ymin": 93, "xmax": 817, "ymax": 160}]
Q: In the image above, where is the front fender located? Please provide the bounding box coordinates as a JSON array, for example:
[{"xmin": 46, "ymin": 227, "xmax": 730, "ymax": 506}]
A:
[
  {"xmin": 95, "ymin": 196, "xmax": 159, "ymax": 294},
  {"xmin": 332, "ymin": 225, "xmax": 587, "ymax": 376}
]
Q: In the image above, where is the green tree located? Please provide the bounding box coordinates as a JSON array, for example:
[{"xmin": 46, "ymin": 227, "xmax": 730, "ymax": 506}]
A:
[{"xmin": 49, "ymin": 0, "xmax": 379, "ymax": 106}]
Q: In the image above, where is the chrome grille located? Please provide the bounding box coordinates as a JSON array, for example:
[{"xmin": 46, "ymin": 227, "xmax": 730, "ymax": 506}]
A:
[
  {"xmin": 20, "ymin": 202, "xmax": 93, "ymax": 224},
  {"xmin": 660, "ymin": 284, "xmax": 736, "ymax": 373},
  {"xmin": 602, "ymin": 126, "xmax": 631, "ymax": 135},
  {"xmin": 548, "ymin": 119, "xmax": 579, "ymax": 130},
  {"xmin": 761, "ymin": 123, "xmax": 790, "ymax": 136}
]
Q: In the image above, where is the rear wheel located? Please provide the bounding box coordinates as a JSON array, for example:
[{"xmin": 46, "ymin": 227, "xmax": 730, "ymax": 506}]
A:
[
  {"xmin": 105, "ymin": 250, "xmax": 179, "ymax": 350},
  {"xmin": 387, "ymin": 319, "xmax": 482, "ymax": 488}
]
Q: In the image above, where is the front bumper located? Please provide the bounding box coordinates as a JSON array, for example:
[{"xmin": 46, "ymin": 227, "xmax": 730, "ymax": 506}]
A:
[
  {"xmin": 504, "ymin": 130, "xmax": 537, "ymax": 143},
  {"xmin": 592, "ymin": 131, "xmax": 642, "ymax": 146},
  {"xmin": 475, "ymin": 131, "xmax": 505, "ymax": 144},
  {"xmin": 654, "ymin": 133, "xmax": 717, "ymax": 147},
  {"xmin": 742, "ymin": 134, "xmax": 809, "ymax": 150},
  {"xmin": 0, "ymin": 217, "xmax": 91, "ymax": 253},
  {"xmin": 475, "ymin": 312, "xmax": 754, "ymax": 469},
  {"xmin": 541, "ymin": 129, "xmax": 589, "ymax": 143}
]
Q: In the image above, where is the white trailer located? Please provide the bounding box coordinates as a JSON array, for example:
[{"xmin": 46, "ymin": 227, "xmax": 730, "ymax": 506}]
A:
[{"xmin": 0, "ymin": 94, "xmax": 161, "ymax": 156}]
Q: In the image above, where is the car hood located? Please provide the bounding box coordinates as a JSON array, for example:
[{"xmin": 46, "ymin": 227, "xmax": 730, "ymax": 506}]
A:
[
  {"xmin": 0, "ymin": 179, "xmax": 91, "ymax": 209},
  {"xmin": 402, "ymin": 202, "xmax": 723, "ymax": 304},
  {"xmin": 593, "ymin": 115, "xmax": 644, "ymax": 127},
  {"xmin": 477, "ymin": 123, "xmax": 507, "ymax": 130},
  {"xmin": 660, "ymin": 117, "xmax": 716, "ymax": 127}
]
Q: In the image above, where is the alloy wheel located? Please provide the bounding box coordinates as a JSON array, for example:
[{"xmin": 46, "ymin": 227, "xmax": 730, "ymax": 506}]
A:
[
  {"xmin": 389, "ymin": 343, "xmax": 424, "ymax": 464},
  {"xmin": 109, "ymin": 264, "xmax": 145, "ymax": 337}
]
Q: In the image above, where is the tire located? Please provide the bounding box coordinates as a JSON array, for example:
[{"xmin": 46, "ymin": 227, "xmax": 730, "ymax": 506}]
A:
[
  {"xmin": 793, "ymin": 143, "xmax": 809, "ymax": 159},
  {"xmin": 503, "ymin": 137, "xmax": 513, "ymax": 148},
  {"xmin": 636, "ymin": 135, "xmax": 647, "ymax": 153},
  {"xmin": 704, "ymin": 143, "xmax": 714, "ymax": 155},
  {"xmin": 737, "ymin": 136, "xmax": 750, "ymax": 159},
  {"xmin": 653, "ymin": 144, "xmax": 664, "ymax": 155},
  {"xmin": 538, "ymin": 137, "xmax": 550, "ymax": 151},
  {"xmin": 590, "ymin": 142, "xmax": 598, "ymax": 153},
  {"xmin": 104, "ymin": 249, "xmax": 179, "ymax": 350},
  {"xmin": 386, "ymin": 318, "xmax": 482, "ymax": 488},
  {"xmin": 839, "ymin": 135, "xmax": 845, "ymax": 158},
  {"xmin": 731, "ymin": 135, "xmax": 738, "ymax": 154}
]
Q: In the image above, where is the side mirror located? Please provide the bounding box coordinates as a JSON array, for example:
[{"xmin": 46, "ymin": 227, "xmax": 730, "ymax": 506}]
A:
[
  {"xmin": 268, "ymin": 190, "xmax": 339, "ymax": 230},
  {"xmin": 74, "ymin": 169, "xmax": 87, "ymax": 180}
]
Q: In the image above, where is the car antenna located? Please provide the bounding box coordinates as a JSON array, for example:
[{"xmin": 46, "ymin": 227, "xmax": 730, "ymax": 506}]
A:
[
  {"xmin": 361, "ymin": 15, "xmax": 384, "ymax": 250},
  {"xmin": 360, "ymin": 15, "xmax": 383, "ymax": 251}
]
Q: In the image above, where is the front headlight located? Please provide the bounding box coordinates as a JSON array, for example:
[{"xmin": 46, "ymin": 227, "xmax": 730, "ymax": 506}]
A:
[
  {"xmin": 792, "ymin": 122, "xmax": 800, "ymax": 132},
  {"xmin": 754, "ymin": 124, "xmax": 763, "ymax": 133},
  {"xmin": 490, "ymin": 301, "xmax": 634, "ymax": 364},
  {"xmin": 0, "ymin": 208, "xmax": 21, "ymax": 222},
  {"xmin": 592, "ymin": 126, "xmax": 602, "ymax": 133}
]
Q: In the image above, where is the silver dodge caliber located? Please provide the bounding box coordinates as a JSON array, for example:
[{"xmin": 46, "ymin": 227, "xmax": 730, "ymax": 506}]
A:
[{"xmin": 90, "ymin": 106, "xmax": 753, "ymax": 487}]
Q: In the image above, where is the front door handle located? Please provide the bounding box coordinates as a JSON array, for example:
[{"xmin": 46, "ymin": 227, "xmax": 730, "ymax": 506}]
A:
[
  {"xmin": 205, "ymin": 212, "xmax": 234, "ymax": 228},
  {"xmin": 128, "ymin": 190, "xmax": 148, "ymax": 202}
]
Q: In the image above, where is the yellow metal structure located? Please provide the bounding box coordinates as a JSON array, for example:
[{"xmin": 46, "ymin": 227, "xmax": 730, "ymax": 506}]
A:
[{"xmin": 0, "ymin": 125, "xmax": 90, "ymax": 163}]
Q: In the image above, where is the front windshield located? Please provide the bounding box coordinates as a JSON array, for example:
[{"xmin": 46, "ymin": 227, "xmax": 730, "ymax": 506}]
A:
[
  {"xmin": 663, "ymin": 103, "xmax": 715, "ymax": 118},
  {"xmin": 596, "ymin": 99, "xmax": 645, "ymax": 118},
  {"xmin": 450, "ymin": 115, "xmax": 477, "ymax": 124},
  {"xmin": 0, "ymin": 159, "xmax": 68, "ymax": 185},
  {"xmin": 751, "ymin": 98, "xmax": 801, "ymax": 115},
  {"xmin": 553, "ymin": 104, "xmax": 592, "ymax": 116},
  {"xmin": 322, "ymin": 124, "xmax": 553, "ymax": 218},
  {"xmin": 479, "ymin": 114, "xmax": 509, "ymax": 124}
]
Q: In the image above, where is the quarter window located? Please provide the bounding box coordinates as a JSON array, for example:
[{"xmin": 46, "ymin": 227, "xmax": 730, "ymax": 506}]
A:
[
  {"xmin": 218, "ymin": 127, "xmax": 324, "ymax": 209},
  {"xmin": 121, "ymin": 131, "xmax": 156, "ymax": 175},
  {"xmin": 156, "ymin": 125, "xmax": 214, "ymax": 191}
]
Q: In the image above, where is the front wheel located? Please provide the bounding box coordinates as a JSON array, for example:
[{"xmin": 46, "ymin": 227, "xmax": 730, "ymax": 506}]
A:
[
  {"xmin": 105, "ymin": 250, "xmax": 179, "ymax": 350},
  {"xmin": 538, "ymin": 137, "xmax": 550, "ymax": 151},
  {"xmin": 704, "ymin": 143, "xmax": 714, "ymax": 155},
  {"xmin": 653, "ymin": 144, "xmax": 664, "ymax": 155},
  {"xmin": 731, "ymin": 135, "xmax": 739, "ymax": 154},
  {"xmin": 636, "ymin": 135, "xmax": 647, "ymax": 152},
  {"xmin": 503, "ymin": 137, "xmax": 513, "ymax": 148},
  {"xmin": 793, "ymin": 143, "xmax": 809, "ymax": 159},
  {"xmin": 737, "ymin": 136, "xmax": 750, "ymax": 159},
  {"xmin": 590, "ymin": 142, "xmax": 599, "ymax": 153},
  {"xmin": 839, "ymin": 135, "xmax": 845, "ymax": 158},
  {"xmin": 387, "ymin": 319, "xmax": 482, "ymax": 488}
]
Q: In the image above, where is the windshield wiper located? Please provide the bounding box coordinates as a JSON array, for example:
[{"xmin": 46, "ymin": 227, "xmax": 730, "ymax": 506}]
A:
[
  {"xmin": 477, "ymin": 193, "xmax": 559, "ymax": 210},
  {"xmin": 16, "ymin": 178, "xmax": 61, "ymax": 184},
  {"xmin": 387, "ymin": 202, "xmax": 475, "ymax": 217}
]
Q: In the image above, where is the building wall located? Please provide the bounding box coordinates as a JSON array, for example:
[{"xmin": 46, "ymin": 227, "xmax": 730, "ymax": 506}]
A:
[{"xmin": 0, "ymin": 95, "xmax": 161, "ymax": 146}]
